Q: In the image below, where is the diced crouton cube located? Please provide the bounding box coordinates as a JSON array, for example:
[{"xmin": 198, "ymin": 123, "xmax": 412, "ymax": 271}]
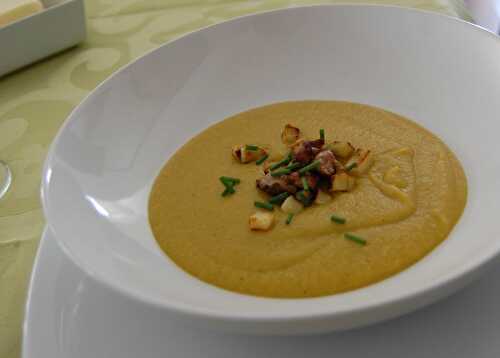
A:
[
  {"xmin": 333, "ymin": 158, "xmax": 345, "ymax": 172},
  {"xmin": 329, "ymin": 141, "xmax": 354, "ymax": 158},
  {"xmin": 249, "ymin": 212, "xmax": 274, "ymax": 231},
  {"xmin": 314, "ymin": 190, "xmax": 332, "ymax": 205},
  {"xmin": 332, "ymin": 172, "xmax": 356, "ymax": 192},
  {"xmin": 345, "ymin": 148, "xmax": 374, "ymax": 175},
  {"xmin": 281, "ymin": 124, "xmax": 300, "ymax": 145},
  {"xmin": 232, "ymin": 145, "xmax": 267, "ymax": 163},
  {"xmin": 280, "ymin": 196, "xmax": 304, "ymax": 214}
]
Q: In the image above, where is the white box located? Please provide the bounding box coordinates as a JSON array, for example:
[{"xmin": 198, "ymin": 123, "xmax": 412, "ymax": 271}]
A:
[{"xmin": 0, "ymin": 0, "xmax": 86, "ymax": 77}]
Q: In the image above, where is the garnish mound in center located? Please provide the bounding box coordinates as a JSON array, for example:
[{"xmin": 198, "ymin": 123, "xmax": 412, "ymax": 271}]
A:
[{"xmin": 226, "ymin": 124, "xmax": 374, "ymax": 234}]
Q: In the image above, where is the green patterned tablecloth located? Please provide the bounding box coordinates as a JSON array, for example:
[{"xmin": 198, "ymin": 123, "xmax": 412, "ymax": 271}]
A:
[{"xmin": 0, "ymin": 1, "xmax": 470, "ymax": 357}]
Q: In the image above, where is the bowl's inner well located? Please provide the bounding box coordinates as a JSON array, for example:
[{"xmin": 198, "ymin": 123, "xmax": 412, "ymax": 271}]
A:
[{"xmin": 149, "ymin": 100, "xmax": 467, "ymax": 299}]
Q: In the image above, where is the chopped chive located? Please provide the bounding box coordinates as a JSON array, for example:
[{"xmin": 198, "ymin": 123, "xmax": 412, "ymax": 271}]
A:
[
  {"xmin": 269, "ymin": 192, "xmax": 290, "ymax": 204},
  {"xmin": 219, "ymin": 177, "xmax": 230, "ymax": 186},
  {"xmin": 220, "ymin": 176, "xmax": 240, "ymax": 185},
  {"xmin": 256, "ymin": 154, "xmax": 269, "ymax": 165},
  {"xmin": 286, "ymin": 213, "xmax": 294, "ymax": 225},
  {"xmin": 270, "ymin": 153, "xmax": 292, "ymax": 171},
  {"xmin": 286, "ymin": 162, "xmax": 302, "ymax": 171},
  {"xmin": 296, "ymin": 190, "xmax": 314, "ymax": 207},
  {"xmin": 301, "ymin": 176, "xmax": 309, "ymax": 191},
  {"xmin": 245, "ymin": 144, "xmax": 259, "ymax": 151},
  {"xmin": 330, "ymin": 214, "xmax": 346, "ymax": 224},
  {"xmin": 271, "ymin": 168, "xmax": 291, "ymax": 177},
  {"xmin": 344, "ymin": 233, "xmax": 367, "ymax": 246},
  {"xmin": 255, "ymin": 201, "xmax": 274, "ymax": 211},
  {"xmin": 298, "ymin": 160, "xmax": 320, "ymax": 175},
  {"xmin": 345, "ymin": 162, "xmax": 357, "ymax": 172},
  {"xmin": 220, "ymin": 176, "xmax": 240, "ymax": 197},
  {"xmin": 222, "ymin": 187, "xmax": 235, "ymax": 197},
  {"xmin": 320, "ymin": 128, "xmax": 325, "ymax": 141}
]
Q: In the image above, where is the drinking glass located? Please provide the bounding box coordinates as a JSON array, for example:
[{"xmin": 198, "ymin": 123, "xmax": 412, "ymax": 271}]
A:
[{"xmin": 0, "ymin": 160, "xmax": 12, "ymax": 199}]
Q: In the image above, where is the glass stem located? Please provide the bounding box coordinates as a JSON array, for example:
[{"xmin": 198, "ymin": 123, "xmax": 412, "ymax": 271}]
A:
[{"xmin": 0, "ymin": 161, "xmax": 12, "ymax": 199}]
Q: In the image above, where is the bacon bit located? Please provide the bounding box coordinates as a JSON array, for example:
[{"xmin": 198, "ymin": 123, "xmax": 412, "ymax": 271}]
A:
[
  {"xmin": 256, "ymin": 173, "xmax": 297, "ymax": 196},
  {"xmin": 284, "ymin": 172, "xmax": 319, "ymax": 192},
  {"xmin": 309, "ymin": 139, "xmax": 325, "ymax": 151},
  {"xmin": 292, "ymin": 139, "xmax": 325, "ymax": 164},
  {"xmin": 292, "ymin": 141, "xmax": 314, "ymax": 164},
  {"xmin": 314, "ymin": 150, "xmax": 336, "ymax": 176}
]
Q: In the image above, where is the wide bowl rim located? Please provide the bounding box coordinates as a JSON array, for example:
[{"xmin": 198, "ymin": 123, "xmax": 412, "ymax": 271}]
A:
[{"xmin": 41, "ymin": 4, "xmax": 500, "ymax": 325}]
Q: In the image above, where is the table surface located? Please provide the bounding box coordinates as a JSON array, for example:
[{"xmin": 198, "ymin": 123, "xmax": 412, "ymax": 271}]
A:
[{"xmin": 0, "ymin": 1, "xmax": 471, "ymax": 357}]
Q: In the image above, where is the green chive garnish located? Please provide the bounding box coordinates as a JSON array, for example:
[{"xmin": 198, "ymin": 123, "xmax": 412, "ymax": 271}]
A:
[
  {"xmin": 298, "ymin": 160, "xmax": 320, "ymax": 175},
  {"xmin": 269, "ymin": 192, "xmax": 290, "ymax": 204},
  {"xmin": 345, "ymin": 163, "xmax": 357, "ymax": 172},
  {"xmin": 286, "ymin": 162, "xmax": 302, "ymax": 171},
  {"xmin": 222, "ymin": 187, "xmax": 235, "ymax": 197},
  {"xmin": 286, "ymin": 213, "xmax": 294, "ymax": 225},
  {"xmin": 271, "ymin": 168, "xmax": 291, "ymax": 177},
  {"xmin": 296, "ymin": 190, "xmax": 314, "ymax": 207},
  {"xmin": 220, "ymin": 176, "xmax": 240, "ymax": 197},
  {"xmin": 245, "ymin": 144, "xmax": 259, "ymax": 151},
  {"xmin": 270, "ymin": 153, "xmax": 292, "ymax": 171},
  {"xmin": 320, "ymin": 128, "xmax": 325, "ymax": 140},
  {"xmin": 344, "ymin": 233, "xmax": 366, "ymax": 246},
  {"xmin": 301, "ymin": 177, "xmax": 309, "ymax": 191},
  {"xmin": 256, "ymin": 154, "xmax": 269, "ymax": 165},
  {"xmin": 220, "ymin": 176, "xmax": 240, "ymax": 185},
  {"xmin": 330, "ymin": 214, "xmax": 346, "ymax": 224},
  {"xmin": 254, "ymin": 201, "xmax": 274, "ymax": 211}
]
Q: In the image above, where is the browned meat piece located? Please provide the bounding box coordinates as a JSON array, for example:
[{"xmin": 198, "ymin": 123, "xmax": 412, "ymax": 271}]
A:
[
  {"xmin": 309, "ymin": 139, "xmax": 325, "ymax": 152},
  {"xmin": 284, "ymin": 172, "xmax": 319, "ymax": 192},
  {"xmin": 315, "ymin": 150, "xmax": 336, "ymax": 177},
  {"xmin": 284, "ymin": 171, "xmax": 301, "ymax": 187},
  {"xmin": 292, "ymin": 139, "xmax": 325, "ymax": 164},
  {"xmin": 256, "ymin": 174, "xmax": 297, "ymax": 196},
  {"xmin": 292, "ymin": 141, "xmax": 314, "ymax": 164},
  {"xmin": 304, "ymin": 173, "xmax": 319, "ymax": 191}
]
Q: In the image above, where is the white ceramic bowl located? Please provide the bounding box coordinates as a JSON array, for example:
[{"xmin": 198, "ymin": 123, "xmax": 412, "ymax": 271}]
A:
[{"xmin": 42, "ymin": 5, "xmax": 500, "ymax": 335}]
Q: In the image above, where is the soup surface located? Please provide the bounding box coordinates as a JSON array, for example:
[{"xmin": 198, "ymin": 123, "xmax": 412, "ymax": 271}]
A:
[{"xmin": 149, "ymin": 101, "xmax": 467, "ymax": 298}]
